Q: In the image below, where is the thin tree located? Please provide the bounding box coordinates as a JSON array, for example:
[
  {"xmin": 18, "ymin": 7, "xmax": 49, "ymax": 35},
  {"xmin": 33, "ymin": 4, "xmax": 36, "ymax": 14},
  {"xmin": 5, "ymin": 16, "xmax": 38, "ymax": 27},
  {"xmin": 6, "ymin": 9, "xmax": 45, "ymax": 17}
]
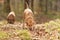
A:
[
  {"xmin": 4, "ymin": 0, "xmax": 11, "ymax": 13},
  {"xmin": 39, "ymin": 0, "xmax": 43, "ymax": 12},
  {"xmin": 55, "ymin": 0, "xmax": 58, "ymax": 11},
  {"xmin": 45, "ymin": 0, "xmax": 48, "ymax": 14},
  {"xmin": 31, "ymin": 0, "xmax": 34, "ymax": 12}
]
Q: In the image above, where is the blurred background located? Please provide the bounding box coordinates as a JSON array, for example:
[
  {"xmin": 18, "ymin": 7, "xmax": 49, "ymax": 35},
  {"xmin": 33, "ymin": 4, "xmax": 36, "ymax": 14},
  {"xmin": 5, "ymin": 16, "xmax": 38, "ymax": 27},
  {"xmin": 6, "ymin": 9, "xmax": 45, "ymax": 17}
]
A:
[{"xmin": 0, "ymin": 0, "xmax": 60, "ymax": 23}]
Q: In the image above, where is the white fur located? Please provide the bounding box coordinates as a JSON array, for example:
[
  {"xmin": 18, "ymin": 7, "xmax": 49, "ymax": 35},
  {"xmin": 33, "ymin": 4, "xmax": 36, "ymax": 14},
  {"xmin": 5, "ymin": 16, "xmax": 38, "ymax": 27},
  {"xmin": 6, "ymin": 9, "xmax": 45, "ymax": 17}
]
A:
[
  {"xmin": 8, "ymin": 11, "xmax": 15, "ymax": 17},
  {"xmin": 24, "ymin": 8, "xmax": 33, "ymax": 14}
]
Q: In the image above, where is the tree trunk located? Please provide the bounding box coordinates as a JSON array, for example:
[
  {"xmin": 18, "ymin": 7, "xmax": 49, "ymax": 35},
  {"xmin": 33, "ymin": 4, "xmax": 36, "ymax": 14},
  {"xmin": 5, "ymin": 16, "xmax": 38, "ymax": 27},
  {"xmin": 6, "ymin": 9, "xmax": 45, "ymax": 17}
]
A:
[
  {"xmin": 39, "ymin": 0, "xmax": 43, "ymax": 12},
  {"xmin": 55, "ymin": 0, "xmax": 58, "ymax": 11},
  {"xmin": 45, "ymin": 0, "xmax": 48, "ymax": 14},
  {"xmin": 31, "ymin": 0, "xmax": 34, "ymax": 12},
  {"xmin": 4, "ymin": 0, "xmax": 11, "ymax": 13},
  {"xmin": 50, "ymin": 1, "xmax": 52, "ymax": 11}
]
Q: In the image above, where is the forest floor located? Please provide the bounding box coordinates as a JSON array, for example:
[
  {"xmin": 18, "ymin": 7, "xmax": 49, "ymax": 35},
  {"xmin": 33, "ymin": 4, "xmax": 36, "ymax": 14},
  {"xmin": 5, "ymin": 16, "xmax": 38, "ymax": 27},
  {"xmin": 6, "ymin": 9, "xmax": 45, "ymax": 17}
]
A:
[{"xmin": 0, "ymin": 19, "xmax": 60, "ymax": 40}]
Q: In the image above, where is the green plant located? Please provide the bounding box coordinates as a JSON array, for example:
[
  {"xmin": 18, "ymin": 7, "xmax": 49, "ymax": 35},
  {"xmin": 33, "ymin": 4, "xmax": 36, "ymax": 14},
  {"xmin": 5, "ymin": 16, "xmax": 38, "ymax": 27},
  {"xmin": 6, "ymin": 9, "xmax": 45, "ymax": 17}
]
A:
[
  {"xmin": 0, "ymin": 31, "xmax": 8, "ymax": 39},
  {"xmin": 16, "ymin": 30, "xmax": 31, "ymax": 40}
]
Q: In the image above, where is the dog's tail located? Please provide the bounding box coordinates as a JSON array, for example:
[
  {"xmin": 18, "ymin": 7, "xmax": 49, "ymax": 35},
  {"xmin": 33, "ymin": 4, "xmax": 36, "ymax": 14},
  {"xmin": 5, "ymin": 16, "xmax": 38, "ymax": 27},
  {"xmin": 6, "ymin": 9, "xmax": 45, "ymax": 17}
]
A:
[{"xmin": 25, "ymin": 2, "xmax": 29, "ymax": 9}]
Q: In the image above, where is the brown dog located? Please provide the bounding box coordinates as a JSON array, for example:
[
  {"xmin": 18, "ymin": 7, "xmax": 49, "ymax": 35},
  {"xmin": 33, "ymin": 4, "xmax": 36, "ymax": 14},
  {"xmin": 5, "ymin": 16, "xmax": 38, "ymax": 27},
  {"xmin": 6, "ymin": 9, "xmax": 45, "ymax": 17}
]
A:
[
  {"xmin": 7, "ymin": 11, "xmax": 15, "ymax": 24},
  {"xmin": 23, "ymin": 3, "xmax": 35, "ymax": 30}
]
